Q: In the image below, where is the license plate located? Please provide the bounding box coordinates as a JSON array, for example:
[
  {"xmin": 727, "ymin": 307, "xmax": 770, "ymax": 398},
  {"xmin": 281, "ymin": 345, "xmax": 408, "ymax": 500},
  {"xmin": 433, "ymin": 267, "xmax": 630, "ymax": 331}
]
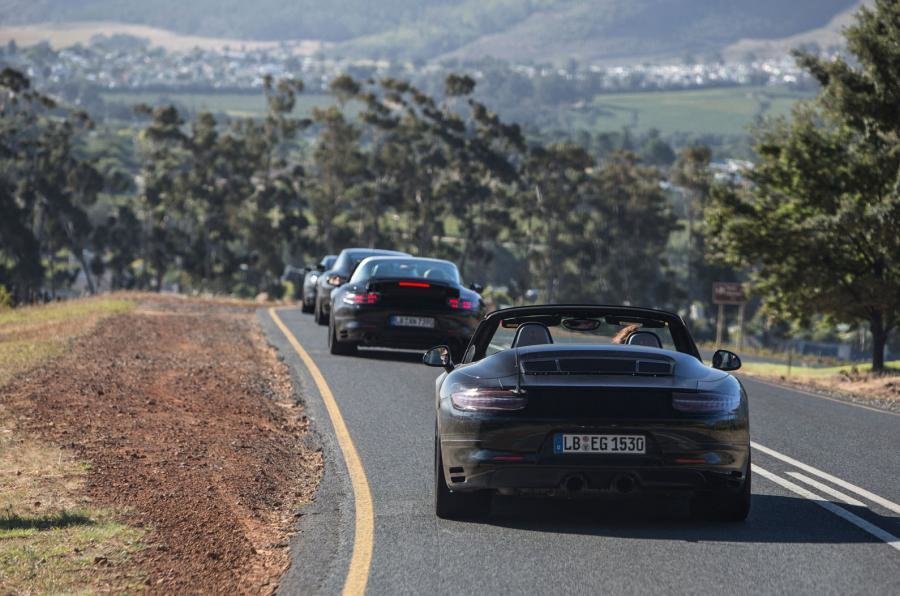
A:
[
  {"xmin": 389, "ymin": 315, "xmax": 435, "ymax": 328},
  {"xmin": 554, "ymin": 434, "xmax": 646, "ymax": 454}
]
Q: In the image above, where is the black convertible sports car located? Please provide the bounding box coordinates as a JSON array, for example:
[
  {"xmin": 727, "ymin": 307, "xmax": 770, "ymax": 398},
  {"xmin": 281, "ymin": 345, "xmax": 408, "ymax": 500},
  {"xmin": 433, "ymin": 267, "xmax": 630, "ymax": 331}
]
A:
[
  {"xmin": 328, "ymin": 256, "xmax": 484, "ymax": 356},
  {"xmin": 300, "ymin": 254, "xmax": 336, "ymax": 313},
  {"xmin": 314, "ymin": 248, "xmax": 409, "ymax": 325},
  {"xmin": 424, "ymin": 304, "xmax": 750, "ymax": 521}
]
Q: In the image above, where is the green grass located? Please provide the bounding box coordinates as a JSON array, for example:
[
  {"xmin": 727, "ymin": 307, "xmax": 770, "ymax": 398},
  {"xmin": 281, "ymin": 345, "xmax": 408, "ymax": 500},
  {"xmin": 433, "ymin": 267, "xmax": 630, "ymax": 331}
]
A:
[
  {"xmin": 0, "ymin": 297, "xmax": 133, "ymax": 326},
  {"xmin": 576, "ymin": 85, "xmax": 813, "ymax": 136},
  {"xmin": 740, "ymin": 360, "xmax": 900, "ymax": 379},
  {"xmin": 102, "ymin": 91, "xmax": 336, "ymax": 117},
  {"xmin": 0, "ymin": 434, "xmax": 145, "ymax": 593}
]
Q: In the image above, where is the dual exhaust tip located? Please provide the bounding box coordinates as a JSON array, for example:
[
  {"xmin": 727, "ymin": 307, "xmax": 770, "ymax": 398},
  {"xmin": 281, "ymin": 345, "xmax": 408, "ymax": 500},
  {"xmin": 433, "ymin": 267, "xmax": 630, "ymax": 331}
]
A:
[{"xmin": 563, "ymin": 473, "xmax": 637, "ymax": 495}]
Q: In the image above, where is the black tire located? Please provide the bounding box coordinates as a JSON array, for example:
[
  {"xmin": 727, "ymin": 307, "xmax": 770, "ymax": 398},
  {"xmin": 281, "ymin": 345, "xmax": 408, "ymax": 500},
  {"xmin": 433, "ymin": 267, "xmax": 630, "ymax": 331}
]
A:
[
  {"xmin": 329, "ymin": 317, "xmax": 357, "ymax": 355},
  {"xmin": 690, "ymin": 456, "xmax": 751, "ymax": 522},
  {"xmin": 435, "ymin": 430, "xmax": 491, "ymax": 519},
  {"xmin": 314, "ymin": 298, "xmax": 328, "ymax": 325},
  {"xmin": 301, "ymin": 297, "xmax": 314, "ymax": 313}
]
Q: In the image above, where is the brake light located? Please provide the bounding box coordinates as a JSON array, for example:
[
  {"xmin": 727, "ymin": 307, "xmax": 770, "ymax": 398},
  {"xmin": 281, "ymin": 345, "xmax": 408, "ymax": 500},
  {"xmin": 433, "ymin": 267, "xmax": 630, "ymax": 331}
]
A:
[
  {"xmin": 447, "ymin": 298, "xmax": 474, "ymax": 310},
  {"xmin": 672, "ymin": 391, "xmax": 740, "ymax": 413},
  {"xmin": 342, "ymin": 291, "xmax": 380, "ymax": 305},
  {"xmin": 450, "ymin": 388, "xmax": 527, "ymax": 412},
  {"xmin": 398, "ymin": 281, "xmax": 430, "ymax": 288}
]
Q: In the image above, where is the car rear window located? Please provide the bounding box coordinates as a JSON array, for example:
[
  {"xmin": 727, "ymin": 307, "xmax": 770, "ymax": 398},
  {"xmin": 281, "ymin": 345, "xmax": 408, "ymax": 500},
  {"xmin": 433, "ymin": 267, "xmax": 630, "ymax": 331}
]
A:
[{"xmin": 350, "ymin": 258, "xmax": 460, "ymax": 283}]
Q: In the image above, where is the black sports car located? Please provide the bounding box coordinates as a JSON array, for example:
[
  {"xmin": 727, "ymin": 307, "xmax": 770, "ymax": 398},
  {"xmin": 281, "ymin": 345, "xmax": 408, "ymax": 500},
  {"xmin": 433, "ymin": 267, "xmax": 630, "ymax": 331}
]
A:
[
  {"xmin": 328, "ymin": 256, "xmax": 485, "ymax": 356},
  {"xmin": 424, "ymin": 304, "xmax": 750, "ymax": 521},
  {"xmin": 314, "ymin": 248, "xmax": 409, "ymax": 325},
  {"xmin": 300, "ymin": 254, "xmax": 336, "ymax": 313}
]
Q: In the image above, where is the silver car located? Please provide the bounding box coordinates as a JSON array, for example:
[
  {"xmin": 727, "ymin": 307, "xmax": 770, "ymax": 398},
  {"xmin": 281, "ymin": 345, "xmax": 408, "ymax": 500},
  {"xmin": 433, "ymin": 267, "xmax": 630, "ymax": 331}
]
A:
[{"xmin": 300, "ymin": 255, "xmax": 336, "ymax": 313}]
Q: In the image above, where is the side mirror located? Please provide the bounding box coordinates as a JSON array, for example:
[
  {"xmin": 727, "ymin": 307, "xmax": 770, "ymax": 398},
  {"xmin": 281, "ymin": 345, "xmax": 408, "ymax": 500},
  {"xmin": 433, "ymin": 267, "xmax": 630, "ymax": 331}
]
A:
[
  {"xmin": 470, "ymin": 282, "xmax": 484, "ymax": 294},
  {"xmin": 423, "ymin": 345, "xmax": 454, "ymax": 372},
  {"xmin": 712, "ymin": 349, "xmax": 741, "ymax": 371}
]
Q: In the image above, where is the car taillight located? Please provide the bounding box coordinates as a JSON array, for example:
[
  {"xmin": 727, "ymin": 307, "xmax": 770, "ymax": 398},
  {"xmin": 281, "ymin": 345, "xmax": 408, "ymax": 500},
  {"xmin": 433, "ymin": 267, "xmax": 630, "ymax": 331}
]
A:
[
  {"xmin": 450, "ymin": 388, "xmax": 527, "ymax": 412},
  {"xmin": 342, "ymin": 291, "xmax": 380, "ymax": 305},
  {"xmin": 672, "ymin": 391, "xmax": 740, "ymax": 413},
  {"xmin": 327, "ymin": 275, "xmax": 343, "ymax": 286},
  {"xmin": 447, "ymin": 297, "xmax": 475, "ymax": 310},
  {"xmin": 398, "ymin": 281, "xmax": 430, "ymax": 288}
]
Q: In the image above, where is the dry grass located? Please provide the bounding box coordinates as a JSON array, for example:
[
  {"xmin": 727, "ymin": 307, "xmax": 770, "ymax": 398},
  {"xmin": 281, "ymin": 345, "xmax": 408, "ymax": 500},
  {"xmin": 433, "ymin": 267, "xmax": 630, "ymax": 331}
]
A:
[
  {"xmin": 740, "ymin": 360, "xmax": 900, "ymax": 410},
  {"xmin": 0, "ymin": 434, "xmax": 145, "ymax": 593},
  {"xmin": 0, "ymin": 295, "xmax": 144, "ymax": 592},
  {"xmin": 0, "ymin": 296, "xmax": 133, "ymax": 387}
]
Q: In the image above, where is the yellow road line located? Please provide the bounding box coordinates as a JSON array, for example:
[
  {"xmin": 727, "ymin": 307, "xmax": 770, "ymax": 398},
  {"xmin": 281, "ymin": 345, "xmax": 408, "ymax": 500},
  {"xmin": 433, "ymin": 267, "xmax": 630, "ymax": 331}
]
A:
[{"xmin": 269, "ymin": 307, "xmax": 374, "ymax": 596}]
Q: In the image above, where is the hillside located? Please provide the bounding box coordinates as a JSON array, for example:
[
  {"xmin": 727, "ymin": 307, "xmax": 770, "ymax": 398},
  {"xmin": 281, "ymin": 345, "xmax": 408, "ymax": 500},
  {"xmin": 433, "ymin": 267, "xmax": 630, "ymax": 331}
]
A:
[{"xmin": 0, "ymin": 0, "xmax": 861, "ymax": 63}]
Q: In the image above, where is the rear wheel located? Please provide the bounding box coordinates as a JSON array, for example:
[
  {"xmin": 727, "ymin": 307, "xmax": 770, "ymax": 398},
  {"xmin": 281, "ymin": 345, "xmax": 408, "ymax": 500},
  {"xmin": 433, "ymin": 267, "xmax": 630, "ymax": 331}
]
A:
[
  {"xmin": 690, "ymin": 457, "xmax": 751, "ymax": 522},
  {"xmin": 328, "ymin": 317, "xmax": 357, "ymax": 355},
  {"xmin": 301, "ymin": 298, "xmax": 314, "ymax": 314},
  {"xmin": 435, "ymin": 429, "xmax": 491, "ymax": 519},
  {"xmin": 314, "ymin": 298, "xmax": 328, "ymax": 325}
]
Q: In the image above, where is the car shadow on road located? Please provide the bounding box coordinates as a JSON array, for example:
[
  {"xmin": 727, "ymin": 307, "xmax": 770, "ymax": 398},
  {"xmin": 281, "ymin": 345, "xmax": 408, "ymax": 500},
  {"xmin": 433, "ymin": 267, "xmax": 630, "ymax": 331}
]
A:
[
  {"xmin": 350, "ymin": 348, "xmax": 425, "ymax": 363},
  {"xmin": 479, "ymin": 494, "xmax": 893, "ymax": 544}
]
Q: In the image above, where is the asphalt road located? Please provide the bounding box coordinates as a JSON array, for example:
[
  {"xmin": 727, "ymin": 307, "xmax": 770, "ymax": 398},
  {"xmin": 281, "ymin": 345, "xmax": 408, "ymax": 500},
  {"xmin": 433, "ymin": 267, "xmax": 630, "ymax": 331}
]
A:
[{"xmin": 262, "ymin": 307, "xmax": 900, "ymax": 595}]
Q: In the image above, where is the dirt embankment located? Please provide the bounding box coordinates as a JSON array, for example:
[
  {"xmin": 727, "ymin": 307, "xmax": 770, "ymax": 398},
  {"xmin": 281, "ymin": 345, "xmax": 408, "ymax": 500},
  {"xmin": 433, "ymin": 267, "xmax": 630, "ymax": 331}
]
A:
[{"xmin": 2, "ymin": 296, "xmax": 322, "ymax": 592}]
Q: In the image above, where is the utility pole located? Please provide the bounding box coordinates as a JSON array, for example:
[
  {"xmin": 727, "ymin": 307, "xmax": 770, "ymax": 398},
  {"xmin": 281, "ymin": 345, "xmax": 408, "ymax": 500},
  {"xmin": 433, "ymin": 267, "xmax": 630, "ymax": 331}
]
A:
[{"xmin": 715, "ymin": 303, "xmax": 725, "ymax": 349}]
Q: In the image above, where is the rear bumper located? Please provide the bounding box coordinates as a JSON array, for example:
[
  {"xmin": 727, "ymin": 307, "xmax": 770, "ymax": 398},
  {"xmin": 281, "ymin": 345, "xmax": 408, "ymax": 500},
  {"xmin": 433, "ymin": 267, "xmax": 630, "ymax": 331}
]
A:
[
  {"xmin": 438, "ymin": 402, "xmax": 749, "ymax": 495},
  {"xmin": 333, "ymin": 306, "xmax": 478, "ymax": 349}
]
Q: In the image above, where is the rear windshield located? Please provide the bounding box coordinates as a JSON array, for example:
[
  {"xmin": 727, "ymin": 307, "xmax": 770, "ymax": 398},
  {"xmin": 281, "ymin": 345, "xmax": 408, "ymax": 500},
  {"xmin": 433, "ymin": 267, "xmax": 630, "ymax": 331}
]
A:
[
  {"xmin": 334, "ymin": 249, "xmax": 403, "ymax": 273},
  {"xmin": 350, "ymin": 258, "xmax": 460, "ymax": 284},
  {"xmin": 486, "ymin": 316, "xmax": 677, "ymax": 357}
]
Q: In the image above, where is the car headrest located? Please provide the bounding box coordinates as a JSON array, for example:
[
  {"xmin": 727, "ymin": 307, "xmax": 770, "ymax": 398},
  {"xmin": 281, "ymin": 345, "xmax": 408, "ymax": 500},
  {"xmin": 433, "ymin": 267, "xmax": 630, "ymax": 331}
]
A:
[
  {"xmin": 423, "ymin": 268, "xmax": 449, "ymax": 281},
  {"xmin": 626, "ymin": 331, "xmax": 662, "ymax": 349},
  {"xmin": 511, "ymin": 322, "xmax": 554, "ymax": 349}
]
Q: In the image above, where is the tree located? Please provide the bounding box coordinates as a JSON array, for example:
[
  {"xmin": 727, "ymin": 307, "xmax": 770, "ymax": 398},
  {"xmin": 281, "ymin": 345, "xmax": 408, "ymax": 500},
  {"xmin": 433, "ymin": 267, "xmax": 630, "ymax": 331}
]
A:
[
  {"xmin": 135, "ymin": 104, "xmax": 190, "ymax": 290},
  {"xmin": 310, "ymin": 105, "xmax": 366, "ymax": 253},
  {"xmin": 584, "ymin": 152, "xmax": 679, "ymax": 306},
  {"xmin": 519, "ymin": 143, "xmax": 594, "ymax": 302},
  {"xmin": 0, "ymin": 68, "xmax": 103, "ymax": 299},
  {"xmin": 670, "ymin": 144, "xmax": 735, "ymax": 317},
  {"xmin": 706, "ymin": 0, "xmax": 900, "ymax": 370}
]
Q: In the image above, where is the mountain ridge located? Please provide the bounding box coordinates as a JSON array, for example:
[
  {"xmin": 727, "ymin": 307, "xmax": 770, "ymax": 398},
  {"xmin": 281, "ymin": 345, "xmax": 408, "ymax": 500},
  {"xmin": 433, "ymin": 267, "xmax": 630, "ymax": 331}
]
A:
[{"xmin": 0, "ymin": 0, "xmax": 863, "ymax": 63}]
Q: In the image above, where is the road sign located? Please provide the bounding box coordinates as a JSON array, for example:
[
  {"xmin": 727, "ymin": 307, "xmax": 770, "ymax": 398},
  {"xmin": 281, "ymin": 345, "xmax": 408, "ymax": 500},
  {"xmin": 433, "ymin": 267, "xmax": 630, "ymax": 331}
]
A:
[{"xmin": 713, "ymin": 282, "xmax": 746, "ymax": 305}]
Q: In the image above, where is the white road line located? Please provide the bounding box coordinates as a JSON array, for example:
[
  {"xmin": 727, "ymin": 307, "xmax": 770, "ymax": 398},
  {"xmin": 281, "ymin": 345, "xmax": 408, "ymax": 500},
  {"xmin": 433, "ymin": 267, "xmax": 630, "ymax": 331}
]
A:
[
  {"xmin": 752, "ymin": 441, "xmax": 900, "ymax": 515},
  {"xmin": 753, "ymin": 464, "xmax": 900, "ymax": 553},
  {"xmin": 786, "ymin": 472, "xmax": 866, "ymax": 507}
]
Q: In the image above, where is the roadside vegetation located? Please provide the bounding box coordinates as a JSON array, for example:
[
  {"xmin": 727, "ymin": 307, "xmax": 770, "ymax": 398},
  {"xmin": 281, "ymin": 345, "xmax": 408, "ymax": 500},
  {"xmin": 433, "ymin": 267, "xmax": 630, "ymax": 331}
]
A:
[
  {"xmin": 0, "ymin": 296, "xmax": 142, "ymax": 591},
  {"xmin": 740, "ymin": 360, "xmax": 900, "ymax": 410},
  {"xmin": 0, "ymin": 297, "xmax": 133, "ymax": 386},
  {"xmin": 1, "ymin": 1, "xmax": 897, "ymax": 369},
  {"xmin": 0, "ymin": 439, "xmax": 145, "ymax": 592},
  {"xmin": 0, "ymin": 294, "xmax": 321, "ymax": 591}
]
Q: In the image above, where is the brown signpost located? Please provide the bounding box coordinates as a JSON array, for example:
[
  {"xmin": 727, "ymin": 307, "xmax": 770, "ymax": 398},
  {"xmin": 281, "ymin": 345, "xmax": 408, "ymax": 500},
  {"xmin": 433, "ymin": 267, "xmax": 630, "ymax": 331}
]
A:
[{"xmin": 712, "ymin": 282, "xmax": 748, "ymax": 350}]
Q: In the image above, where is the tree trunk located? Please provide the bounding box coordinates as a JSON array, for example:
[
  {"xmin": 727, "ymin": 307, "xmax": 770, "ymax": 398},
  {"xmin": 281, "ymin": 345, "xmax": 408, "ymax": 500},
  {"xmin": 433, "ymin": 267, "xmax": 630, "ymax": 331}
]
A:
[
  {"xmin": 870, "ymin": 312, "xmax": 886, "ymax": 372},
  {"xmin": 74, "ymin": 248, "xmax": 96, "ymax": 295}
]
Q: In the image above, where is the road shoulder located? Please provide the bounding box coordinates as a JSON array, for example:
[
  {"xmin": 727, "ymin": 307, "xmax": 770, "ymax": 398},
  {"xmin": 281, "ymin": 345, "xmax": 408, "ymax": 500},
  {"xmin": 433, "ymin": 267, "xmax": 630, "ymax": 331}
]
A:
[
  {"xmin": 258, "ymin": 308, "xmax": 356, "ymax": 595},
  {"xmin": 739, "ymin": 373, "xmax": 899, "ymax": 415}
]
